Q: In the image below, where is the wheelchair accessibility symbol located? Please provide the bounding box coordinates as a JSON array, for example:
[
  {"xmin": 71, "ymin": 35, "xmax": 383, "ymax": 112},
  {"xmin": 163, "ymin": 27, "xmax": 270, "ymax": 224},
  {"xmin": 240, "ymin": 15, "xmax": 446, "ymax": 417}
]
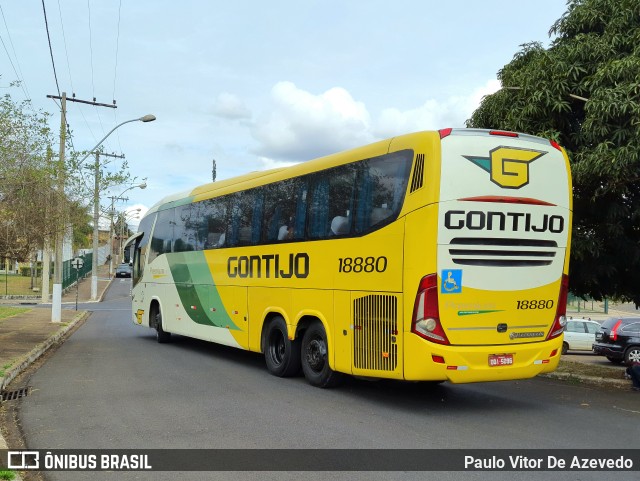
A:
[{"xmin": 441, "ymin": 269, "xmax": 462, "ymax": 294}]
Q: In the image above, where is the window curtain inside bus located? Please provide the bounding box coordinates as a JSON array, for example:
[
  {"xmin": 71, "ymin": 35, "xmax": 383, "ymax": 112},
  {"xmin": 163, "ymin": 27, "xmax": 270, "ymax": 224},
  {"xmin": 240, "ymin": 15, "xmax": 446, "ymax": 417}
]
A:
[
  {"xmin": 308, "ymin": 176, "xmax": 329, "ymax": 238},
  {"xmin": 251, "ymin": 191, "xmax": 264, "ymax": 245},
  {"xmin": 355, "ymin": 164, "xmax": 373, "ymax": 233},
  {"xmin": 293, "ymin": 182, "xmax": 307, "ymax": 240}
]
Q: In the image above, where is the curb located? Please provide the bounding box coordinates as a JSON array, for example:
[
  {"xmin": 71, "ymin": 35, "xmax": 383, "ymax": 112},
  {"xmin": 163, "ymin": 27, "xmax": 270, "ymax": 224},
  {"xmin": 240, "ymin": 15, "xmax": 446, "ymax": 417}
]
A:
[
  {"xmin": 0, "ymin": 311, "xmax": 89, "ymax": 393},
  {"xmin": 541, "ymin": 371, "xmax": 629, "ymax": 389}
]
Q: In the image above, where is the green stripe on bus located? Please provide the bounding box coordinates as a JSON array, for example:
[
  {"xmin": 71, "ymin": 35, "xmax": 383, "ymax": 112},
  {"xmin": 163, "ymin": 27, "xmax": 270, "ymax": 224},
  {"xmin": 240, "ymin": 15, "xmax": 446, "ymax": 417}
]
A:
[{"xmin": 168, "ymin": 252, "xmax": 240, "ymax": 330}]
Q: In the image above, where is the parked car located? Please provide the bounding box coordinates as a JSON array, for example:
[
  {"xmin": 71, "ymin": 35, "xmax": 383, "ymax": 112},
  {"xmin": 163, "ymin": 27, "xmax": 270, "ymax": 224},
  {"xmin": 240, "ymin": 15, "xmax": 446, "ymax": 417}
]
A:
[
  {"xmin": 115, "ymin": 263, "xmax": 132, "ymax": 278},
  {"xmin": 562, "ymin": 319, "xmax": 601, "ymax": 354},
  {"xmin": 592, "ymin": 317, "xmax": 640, "ymax": 364}
]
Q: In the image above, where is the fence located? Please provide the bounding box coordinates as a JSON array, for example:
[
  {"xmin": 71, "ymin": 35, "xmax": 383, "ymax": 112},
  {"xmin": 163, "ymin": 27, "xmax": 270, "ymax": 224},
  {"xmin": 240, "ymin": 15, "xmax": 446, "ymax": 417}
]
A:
[
  {"xmin": 0, "ymin": 253, "xmax": 93, "ymax": 298},
  {"xmin": 62, "ymin": 253, "xmax": 93, "ymax": 290},
  {"xmin": 567, "ymin": 294, "xmax": 609, "ymax": 314}
]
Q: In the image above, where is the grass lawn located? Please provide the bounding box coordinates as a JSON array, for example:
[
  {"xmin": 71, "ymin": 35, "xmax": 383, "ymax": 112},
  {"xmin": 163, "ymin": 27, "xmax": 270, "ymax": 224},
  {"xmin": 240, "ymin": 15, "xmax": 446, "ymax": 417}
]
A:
[
  {"xmin": 0, "ymin": 273, "xmax": 48, "ymax": 296},
  {"xmin": 0, "ymin": 306, "xmax": 30, "ymax": 320},
  {"xmin": 556, "ymin": 359, "xmax": 625, "ymax": 381}
]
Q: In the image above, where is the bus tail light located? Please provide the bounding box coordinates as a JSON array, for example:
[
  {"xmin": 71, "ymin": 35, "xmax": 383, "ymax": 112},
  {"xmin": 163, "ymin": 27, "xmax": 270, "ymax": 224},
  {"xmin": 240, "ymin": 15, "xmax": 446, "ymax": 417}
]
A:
[
  {"xmin": 412, "ymin": 274, "xmax": 450, "ymax": 345},
  {"xmin": 549, "ymin": 139, "xmax": 563, "ymax": 151},
  {"xmin": 438, "ymin": 128, "xmax": 452, "ymax": 139},
  {"xmin": 489, "ymin": 130, "xmax": 518, "ymax": 138},
  {"xmin": 547, "ymin": 274, "xmax": 569, "ymax": 340},
  {"xmin": 610, "ymin": 320, "xmax": 622, "ymax": 341}
]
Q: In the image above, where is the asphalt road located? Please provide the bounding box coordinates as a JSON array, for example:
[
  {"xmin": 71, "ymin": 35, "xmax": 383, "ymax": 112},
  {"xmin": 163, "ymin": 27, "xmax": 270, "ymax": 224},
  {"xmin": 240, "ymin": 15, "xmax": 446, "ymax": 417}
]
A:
[{"xmin": 14, "ymin": 279, "xmax": 640, "ymax": 481}]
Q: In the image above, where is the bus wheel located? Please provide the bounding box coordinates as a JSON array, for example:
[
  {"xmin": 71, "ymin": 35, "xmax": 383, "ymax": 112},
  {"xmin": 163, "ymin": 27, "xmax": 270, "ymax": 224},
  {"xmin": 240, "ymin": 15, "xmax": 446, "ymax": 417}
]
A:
[
  {"xmin": 301, "ymin": 322, "xmax": 342, "ymax": 388},
  {"xmin": 153, "ymin": 305, "xmax": 171, "ymax": 343},
  {"xmin": 561, "ymin": 342, "xmax": 568, "ymax": 355},
  {"xmin": 264, "ymin": 316, "xmax": 300, "ymax": 377}
]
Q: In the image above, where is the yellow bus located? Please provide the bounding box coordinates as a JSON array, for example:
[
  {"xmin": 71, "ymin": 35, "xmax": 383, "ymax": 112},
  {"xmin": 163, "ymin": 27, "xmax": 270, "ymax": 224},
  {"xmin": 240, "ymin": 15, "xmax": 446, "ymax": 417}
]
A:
[{"xmin": 127, "ymin": 129, "xmax": 572, "ymax": 387}]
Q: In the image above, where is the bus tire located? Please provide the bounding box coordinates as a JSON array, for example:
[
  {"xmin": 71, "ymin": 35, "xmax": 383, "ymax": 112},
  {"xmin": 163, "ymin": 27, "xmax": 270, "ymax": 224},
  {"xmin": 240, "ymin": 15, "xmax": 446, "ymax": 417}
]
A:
[
  {"xmin": 301, "ymin": 322, "xmax": 342, "ymax": 388},
  {"xmin": 153, "ymin": 305, "xmax": 171, "ymax": 343},
  {"xmin": 264, "ymin": 316, "xmax": 300, "ymax": 377},
  {"xmin": 561, "ymin": 342, "xmax": 568, "ymax": 355}
]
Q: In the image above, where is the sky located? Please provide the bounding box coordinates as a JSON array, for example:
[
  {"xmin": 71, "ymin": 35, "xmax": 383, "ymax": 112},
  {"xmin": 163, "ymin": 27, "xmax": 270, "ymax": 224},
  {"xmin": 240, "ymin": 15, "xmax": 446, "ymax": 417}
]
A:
[{"xmin": 0, "ymin": 0, "xmax": 569, "ymax": 228}]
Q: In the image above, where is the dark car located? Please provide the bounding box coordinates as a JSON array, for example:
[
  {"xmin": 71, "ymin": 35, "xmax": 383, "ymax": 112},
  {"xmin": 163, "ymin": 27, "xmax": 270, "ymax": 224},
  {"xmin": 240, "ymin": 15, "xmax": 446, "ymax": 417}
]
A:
[
  {"xmin": 592, "ymin": 317, "xmax": 640, "ymax": 364},
  {"xmin": 115, "ymin": 264, "xmax": 132, "ymax": 278}
]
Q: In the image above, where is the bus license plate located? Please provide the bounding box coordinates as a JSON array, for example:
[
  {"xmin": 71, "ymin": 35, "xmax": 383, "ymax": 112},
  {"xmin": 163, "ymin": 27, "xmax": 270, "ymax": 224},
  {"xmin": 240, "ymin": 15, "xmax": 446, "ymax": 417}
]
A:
[{"xmin": 489, "ymin": 354, "xmax": 513, "ymax": 367}]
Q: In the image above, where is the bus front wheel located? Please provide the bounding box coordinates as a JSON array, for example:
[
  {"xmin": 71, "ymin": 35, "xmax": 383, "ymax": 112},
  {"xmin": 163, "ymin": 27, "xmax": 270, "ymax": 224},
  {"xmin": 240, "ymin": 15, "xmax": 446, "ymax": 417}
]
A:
[
  {"xmin": 264, "ymin": 316, "xmax": 300, "ymax": 377},
  {"xmin": 153, "ymin": 305, "xmax": 171, "ymax": 343},
  {"xmin": 301, "ymin": 322, "xmax": 342, "ymax": 388}
]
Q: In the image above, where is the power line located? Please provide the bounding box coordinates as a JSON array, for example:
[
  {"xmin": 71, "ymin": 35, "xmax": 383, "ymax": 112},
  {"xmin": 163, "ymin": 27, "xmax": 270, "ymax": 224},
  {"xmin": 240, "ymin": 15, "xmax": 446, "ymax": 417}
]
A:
[
  {"xmin": 112, "ymin": 0, "xmax": 121, "ymax": 102},
  {"xmin": 56, "ymin": 0, "xmax": 74, "ymax": 94},
  {"xmin": 86, "ymin": 0, "xmax": 95, "ymax": 97},
  {"xmin": 41, "ymin": 0, "xmax": 61, "ymax": 97},
  {"xmin": 112, "ymin": 0, "xmax": 123, "ymax": 153},
  {"xmin": 85, "ymin": 0, "xmax": 109, "ymax": 151},
  {"xmin": 0, "ymin": 4, "xmax": 32, "ymax": 102}
]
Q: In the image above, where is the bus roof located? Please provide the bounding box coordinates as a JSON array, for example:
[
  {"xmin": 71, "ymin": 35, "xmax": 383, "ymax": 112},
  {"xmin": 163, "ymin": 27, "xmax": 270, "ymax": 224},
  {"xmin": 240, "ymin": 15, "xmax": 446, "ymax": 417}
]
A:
[
  {"xmin": 145, "ymin": 135, "xmax": 398, "ymax": 214},
  {"xmin": 144, "ymin": 129, "xmax": 560, "ymax": 215}
]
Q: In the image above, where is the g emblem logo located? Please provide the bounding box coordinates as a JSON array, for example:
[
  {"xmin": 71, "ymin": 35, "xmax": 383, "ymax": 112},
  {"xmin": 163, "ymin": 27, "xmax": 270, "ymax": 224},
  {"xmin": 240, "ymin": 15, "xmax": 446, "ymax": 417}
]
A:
[{"xmin": 464, "ymin": 147, "xmax": 546, "ymax": 189}]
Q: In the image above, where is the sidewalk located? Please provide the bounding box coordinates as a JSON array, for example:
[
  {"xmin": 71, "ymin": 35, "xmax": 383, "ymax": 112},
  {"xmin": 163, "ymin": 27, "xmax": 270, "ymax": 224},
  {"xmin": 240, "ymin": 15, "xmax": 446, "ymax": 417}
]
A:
[{"xmin": 0, "ymin": 264, "xmax": 113, "ymax": 392}]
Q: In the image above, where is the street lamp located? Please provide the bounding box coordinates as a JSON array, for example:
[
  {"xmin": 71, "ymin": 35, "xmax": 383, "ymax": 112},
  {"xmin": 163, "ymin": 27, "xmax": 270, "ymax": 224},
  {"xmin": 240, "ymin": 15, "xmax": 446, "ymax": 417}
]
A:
[
  {"xmin": 106, "ymin": 182, "xmax": 147, "ymax": 278},
  {"xmin": 92, "ymin": 180, "xmax": 147, "ymax": 300},
  {"xmin": 119, "ymin": 209, "xmax": 141, "ymax": 262},
  {"xmin": 77, "ymin": 115, "xmax": 156, "ymax": 166},
  {"xmin": 50, "ymin": 114, "xmax": 155, "ymax": 320}
]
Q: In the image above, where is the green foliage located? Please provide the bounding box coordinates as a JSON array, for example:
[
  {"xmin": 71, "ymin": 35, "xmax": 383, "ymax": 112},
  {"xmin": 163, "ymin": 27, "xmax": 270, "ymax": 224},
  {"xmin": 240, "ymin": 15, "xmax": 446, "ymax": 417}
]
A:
[
  {"xmin": 0, "ymin": 81, "xmax": 131, "ymax": 261},
  {"xmin": 0, "ymin": 469, "xmax": 16, "ymax": 480},
  {"xmin": 467, "ymin": 0, "xmax": 640, "ymax": 305}
]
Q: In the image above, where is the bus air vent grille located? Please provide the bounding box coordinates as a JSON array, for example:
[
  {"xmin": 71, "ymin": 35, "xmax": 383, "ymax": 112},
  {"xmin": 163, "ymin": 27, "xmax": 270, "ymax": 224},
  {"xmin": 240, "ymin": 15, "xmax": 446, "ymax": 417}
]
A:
[
  {"xmin": 353, "ymin": 294, "xmax": 398, "ymax": 371},
  {"xmin": 449, "ymin": 237, "xmax": 557, "ymax": 267},
  {"xmin": 410, "ymin": 154, "xmax": 425, "ymax": 192}
]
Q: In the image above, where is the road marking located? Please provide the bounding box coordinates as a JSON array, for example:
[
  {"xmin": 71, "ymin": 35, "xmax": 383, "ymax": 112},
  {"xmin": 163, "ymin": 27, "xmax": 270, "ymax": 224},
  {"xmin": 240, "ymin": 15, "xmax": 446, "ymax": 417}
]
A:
[{"xmin": 613, "ymin": 406, "xmax": 640, "ymax": 415}]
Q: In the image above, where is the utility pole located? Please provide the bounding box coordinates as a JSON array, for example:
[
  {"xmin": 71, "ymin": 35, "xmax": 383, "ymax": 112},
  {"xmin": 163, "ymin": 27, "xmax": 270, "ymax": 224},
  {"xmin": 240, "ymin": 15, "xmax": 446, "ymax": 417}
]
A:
[
  {"xmin": 51, "ymin": 92, "xmax": 66, "ymax": 323},
  {"xmin": 46, "ymin": 93, "xmax": 116, "ymax": 316},
  {"xmin": 91, "ymin": 151, "xmax": 125, "ymax": 300},
  {"xmin": 107, "ymin": 192, "xmax": 128, "ymax": 275}
]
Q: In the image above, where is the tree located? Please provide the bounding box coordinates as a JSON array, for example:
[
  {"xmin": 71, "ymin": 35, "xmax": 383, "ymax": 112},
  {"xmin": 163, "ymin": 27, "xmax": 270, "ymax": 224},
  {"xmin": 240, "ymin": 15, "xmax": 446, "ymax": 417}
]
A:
[
  {"xmin": 467, "ymin": 0, "xmax": 640, "ymax": 305},
  {"xmin": 0, "ymin": 90, "xmax": 62, "ymax": 262},
  {"xmin": 0, "ymin": 85, "xmax": 130, "ymax": 268}
]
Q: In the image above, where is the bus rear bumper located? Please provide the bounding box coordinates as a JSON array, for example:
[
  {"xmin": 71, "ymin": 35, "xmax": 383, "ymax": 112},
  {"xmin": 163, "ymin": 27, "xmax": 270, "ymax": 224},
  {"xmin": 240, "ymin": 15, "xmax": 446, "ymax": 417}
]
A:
[{"xmin": 403, "ymin": 334, "xmax": 563, "ymax": 383}]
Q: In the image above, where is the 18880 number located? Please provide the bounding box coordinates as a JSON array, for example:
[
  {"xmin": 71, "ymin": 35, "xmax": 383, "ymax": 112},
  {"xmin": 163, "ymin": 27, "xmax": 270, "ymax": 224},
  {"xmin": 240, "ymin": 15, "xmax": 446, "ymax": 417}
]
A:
[
  {"xmin": 338, "ymin": 256, "xmax": 387, "ymax": 273},
  {"xmin": 516, "ymin": 299, "xmax": 555, "ymax": 310}
]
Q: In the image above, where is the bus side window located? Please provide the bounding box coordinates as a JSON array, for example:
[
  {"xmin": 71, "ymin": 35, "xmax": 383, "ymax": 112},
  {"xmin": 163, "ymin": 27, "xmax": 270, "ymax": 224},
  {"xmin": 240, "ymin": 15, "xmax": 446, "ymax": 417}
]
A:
[
  {"xmin": 201, "ymin": 198, "xmax": 228, "ymax": 249},
  {"xmin": 149, "ymin": 208, "xmax": 175, "ymax": 263},
  {"xmin": 308, "ymin": 165, "xmax": 355, "ymax": 239},
  {"xmin": 262, "ymin": 179, "xmax": 304, "ymax": 243},
  {"xmin": 228, "ymin": 190, "xmax": 257, "ymax": 247},
  {"xmin": 173, "ymin": 204, "xmax": 198, "ymax": 252},
  {"xmin": 133, "ymin": 213, "xmax": 156, "ymax": 284},
  {"xmin": 355, "ymin": 151, "xmax": 413, "ymax": 233}
]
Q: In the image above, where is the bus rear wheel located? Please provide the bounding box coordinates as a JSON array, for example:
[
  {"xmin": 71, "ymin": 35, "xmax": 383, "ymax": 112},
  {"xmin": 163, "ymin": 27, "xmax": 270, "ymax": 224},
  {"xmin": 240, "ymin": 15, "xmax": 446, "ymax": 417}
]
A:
[
  {"xmin": 152, "ymin": 305, "xmax": 171, "ymax": 343},
  {"xmin": 264, "ymin": 316, "xmax": 300, "ymax": 377},
  {"xmin": 301, "ymin": 322, "xmax": 342, "ymax": 388}
]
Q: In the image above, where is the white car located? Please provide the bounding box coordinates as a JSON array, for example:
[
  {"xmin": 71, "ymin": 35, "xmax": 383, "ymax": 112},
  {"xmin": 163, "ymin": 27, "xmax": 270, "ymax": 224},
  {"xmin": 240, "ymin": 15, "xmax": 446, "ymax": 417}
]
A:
[{"xmin": 562, "ymin": 319, "xmax": 600, "ymax": 354}]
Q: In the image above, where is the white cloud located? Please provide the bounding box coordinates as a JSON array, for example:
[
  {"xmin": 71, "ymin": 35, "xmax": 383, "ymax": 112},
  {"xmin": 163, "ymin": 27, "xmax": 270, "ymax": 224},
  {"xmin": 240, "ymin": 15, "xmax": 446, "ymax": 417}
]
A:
[
  {"xmin": 248, "ymin": 79, "xmax": 501, "ymax": 164},
  {"xmin": 211, "ymin": 92, "xmax": 252, "ymax": 120},
  {"xmin": 258, "ymin": 156, "xmax": 300, "ymax": 170},
  {"xmin": 374, "ymin": 79, "xmax": 502, "ymax": 137},
  {"xmin": 251, "ymin": 81, "xmax": 375, "ymax": 161}
]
